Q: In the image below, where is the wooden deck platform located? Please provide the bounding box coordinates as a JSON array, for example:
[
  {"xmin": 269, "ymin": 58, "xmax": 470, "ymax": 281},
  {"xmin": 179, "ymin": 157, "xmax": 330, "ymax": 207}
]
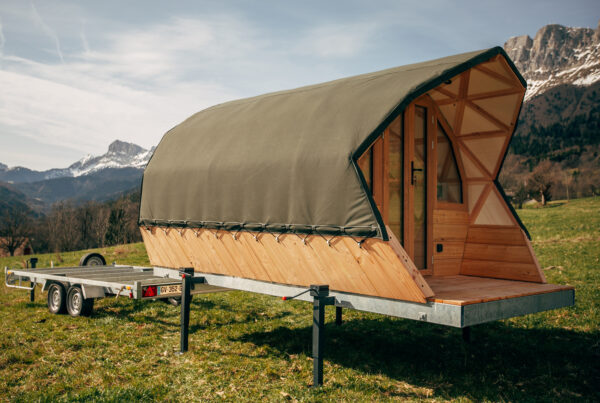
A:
[{"xmin": 425, "ymin": 275, "xmax": 574, "ymax": 306}]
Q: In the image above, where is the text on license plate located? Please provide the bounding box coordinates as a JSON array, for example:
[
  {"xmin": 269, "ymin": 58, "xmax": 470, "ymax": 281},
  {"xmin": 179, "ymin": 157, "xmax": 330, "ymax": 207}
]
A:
[{"xmin": 159, "ymin": 284, "xmax": 182, "ymax": 295}]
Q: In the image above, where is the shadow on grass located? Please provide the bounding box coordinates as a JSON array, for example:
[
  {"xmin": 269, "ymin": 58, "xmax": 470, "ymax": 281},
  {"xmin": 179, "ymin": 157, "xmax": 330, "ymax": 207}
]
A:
[
  {"xmin": 235, "ymin": 317, "xmax": 599, "ymax": 401},
  {"xmin": 91, "ymin": 297, "xmax": 293, "ymax": 332}
]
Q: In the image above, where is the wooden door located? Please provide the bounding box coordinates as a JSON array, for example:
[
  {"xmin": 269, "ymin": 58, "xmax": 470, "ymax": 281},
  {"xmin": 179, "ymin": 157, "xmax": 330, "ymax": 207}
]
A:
[{"xmin": 404, "ymin": 103, "xmax": 433, "ymax": 273}]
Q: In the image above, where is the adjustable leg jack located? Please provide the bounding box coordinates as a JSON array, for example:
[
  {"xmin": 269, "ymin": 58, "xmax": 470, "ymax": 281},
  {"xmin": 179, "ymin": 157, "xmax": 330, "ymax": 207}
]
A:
[{"xmin": 310, "ymin": 284, "xmax": 335, "ymax": 388}]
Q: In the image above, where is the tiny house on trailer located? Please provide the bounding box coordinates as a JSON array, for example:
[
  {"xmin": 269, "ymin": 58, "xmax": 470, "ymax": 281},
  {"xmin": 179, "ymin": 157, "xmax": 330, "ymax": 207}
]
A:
[{"xmin": 139, "ymin": 47, "xmax": 573, "ymax": 384}]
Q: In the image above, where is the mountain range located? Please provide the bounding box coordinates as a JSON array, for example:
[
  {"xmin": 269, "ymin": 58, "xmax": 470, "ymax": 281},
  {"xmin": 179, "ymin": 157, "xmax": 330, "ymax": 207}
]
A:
[
  {"xmin": 2, "ymin": 19, "xmax": 599, "ymax": 213},
  {"xmin": 0, "ymin": 140, "xmax": 153, "ymax": 184},
  {"xmin": 0, "ymin": 140, "xmax": 152, "ymax": 212}
]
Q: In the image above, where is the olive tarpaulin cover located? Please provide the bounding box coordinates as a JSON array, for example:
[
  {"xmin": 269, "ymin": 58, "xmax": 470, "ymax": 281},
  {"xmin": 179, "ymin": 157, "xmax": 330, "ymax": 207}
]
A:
[{"xmin": 139, "ymin": 46, "xmax": 524, "ymax": 239}]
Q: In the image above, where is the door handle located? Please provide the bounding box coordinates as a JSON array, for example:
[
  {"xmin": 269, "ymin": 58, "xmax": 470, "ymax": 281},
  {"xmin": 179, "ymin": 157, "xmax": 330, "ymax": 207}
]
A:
[{"xmin": 411, "ymin": 161, "xmax": 423, "ymax": 185}]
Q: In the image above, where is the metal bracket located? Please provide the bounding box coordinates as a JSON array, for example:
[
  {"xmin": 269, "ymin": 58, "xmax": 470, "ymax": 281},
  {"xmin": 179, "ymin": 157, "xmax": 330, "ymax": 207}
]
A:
[{"xmin": 4, "ymin": 267, "xmax": 36, "ymax": 291}]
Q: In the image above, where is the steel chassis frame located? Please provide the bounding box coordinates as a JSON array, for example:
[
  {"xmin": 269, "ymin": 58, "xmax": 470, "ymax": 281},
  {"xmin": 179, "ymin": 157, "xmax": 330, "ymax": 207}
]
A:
[{"xmin": 5, "ymin": 264, "xmax": 574, "ymax": 387}]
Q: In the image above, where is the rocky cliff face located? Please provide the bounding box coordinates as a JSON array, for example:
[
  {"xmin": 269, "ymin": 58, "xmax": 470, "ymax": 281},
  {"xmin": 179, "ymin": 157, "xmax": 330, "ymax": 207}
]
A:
[
  {"xmin": 500, "ymin": 20, "xmax": 600, "ymax": 200},
  {"xmin": 504, "ymin": 20, "xmax": 600, "ymax": 101}
]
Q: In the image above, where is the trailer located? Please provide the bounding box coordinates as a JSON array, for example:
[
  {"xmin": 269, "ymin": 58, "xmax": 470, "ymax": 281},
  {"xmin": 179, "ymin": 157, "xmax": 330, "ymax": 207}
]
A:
[{"xmin": 4, "ymin": 260, "xmax": 229, "ymax": 352}]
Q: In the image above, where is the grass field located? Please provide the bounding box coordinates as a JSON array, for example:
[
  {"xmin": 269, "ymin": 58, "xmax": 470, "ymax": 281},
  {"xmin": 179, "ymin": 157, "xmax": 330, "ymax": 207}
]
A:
[{"xmin": 1, "ymin": 198, "xmax": 598, "ymax": 402}]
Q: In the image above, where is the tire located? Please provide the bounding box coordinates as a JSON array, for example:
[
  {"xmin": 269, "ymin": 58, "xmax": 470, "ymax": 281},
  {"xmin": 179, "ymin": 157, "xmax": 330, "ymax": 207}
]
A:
[
  {"xmin": 47, "ymin": 283, "xmax": 67, "ymax": 314},
  {"xmin": 79, "ymin": 253, "xmax": 106, "ymax": 266},
  {"xmin": 66, "ymin": 285, "xmax": 94, "ymax": 317}
]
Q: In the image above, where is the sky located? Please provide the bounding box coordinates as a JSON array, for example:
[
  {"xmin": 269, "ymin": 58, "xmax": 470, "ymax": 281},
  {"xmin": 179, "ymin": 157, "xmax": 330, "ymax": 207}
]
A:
[{"xmin": 0, "ymin": 1, "xmax": 598, "ymax": 170}]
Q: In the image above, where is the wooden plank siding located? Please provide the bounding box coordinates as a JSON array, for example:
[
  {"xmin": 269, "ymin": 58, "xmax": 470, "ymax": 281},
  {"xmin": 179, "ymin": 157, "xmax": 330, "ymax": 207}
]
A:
[
  {"xmin": 141, "ymin": 226, "xmax": 433, "ymax": 303},
  {"xmin": 460, "ymin": 225, "xmax": 545, "ymax": 282},
  {"xmin": 431, "ymin": 209, "xmax": 469, "ymax": 276}
]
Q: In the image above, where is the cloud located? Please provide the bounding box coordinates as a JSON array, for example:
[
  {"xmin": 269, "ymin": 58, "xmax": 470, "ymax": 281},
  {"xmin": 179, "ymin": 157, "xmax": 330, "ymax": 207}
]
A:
[
  {"xmin": 30, "ymin": 3, "xmax": 64, "ymax": 63},
  {"xmin": 0, "ymin": 15, "xmax": 265, "ymax": 169},
  {"xmin": 297, "ymin": 22, "xmax": 378, "ymax": 58},
  {"xmin": 0, "ymin": 17, "xmax": 5, "ymax": 57},
  {"xmin": 79, "ymin": 19, "xmax": 90, "ymax": 54}
]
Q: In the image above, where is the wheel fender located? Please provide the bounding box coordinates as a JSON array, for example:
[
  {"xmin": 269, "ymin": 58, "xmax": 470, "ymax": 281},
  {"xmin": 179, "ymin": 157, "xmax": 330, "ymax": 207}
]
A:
[
  {"xmin": 81, "ymin": 285, "xmax": 105, "ymax": 299},
  {"xmin": 79, "ymin": 252, "xmax": 107, "ymax": 266}
]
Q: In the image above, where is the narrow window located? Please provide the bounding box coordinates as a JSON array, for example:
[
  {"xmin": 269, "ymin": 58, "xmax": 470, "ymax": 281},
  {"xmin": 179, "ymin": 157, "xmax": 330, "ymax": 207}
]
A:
[
  {"xmin": 357, "ymin": 146, "xmax": 373, "ymax": 191},
  {"xmin": 436, "ymin": 124, "xmax": 462, "ymax": 203}
]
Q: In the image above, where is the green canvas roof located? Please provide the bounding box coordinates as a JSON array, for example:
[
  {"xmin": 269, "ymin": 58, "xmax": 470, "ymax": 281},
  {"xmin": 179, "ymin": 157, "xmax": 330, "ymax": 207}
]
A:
[{"xmin": 139, "ymin": 46, "xmax": 525, "ymax": 239}]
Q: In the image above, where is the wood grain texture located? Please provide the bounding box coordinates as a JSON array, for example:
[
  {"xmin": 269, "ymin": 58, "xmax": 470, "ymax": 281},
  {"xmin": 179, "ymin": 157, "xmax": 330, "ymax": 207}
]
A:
[
  {"xmin": 426, "ymin": 275, "xmax": 572, "ymax": 306},
  {"xmin": 141, "ymin": 226, "xmax": 430, "ymax": 303},
  {"xmin": 460, "ymin": 225, "xmax": 545, "ymax": 282},
  {"xmin": 431, "ymin": 209, "xmax": 468, "ymax": 276}
]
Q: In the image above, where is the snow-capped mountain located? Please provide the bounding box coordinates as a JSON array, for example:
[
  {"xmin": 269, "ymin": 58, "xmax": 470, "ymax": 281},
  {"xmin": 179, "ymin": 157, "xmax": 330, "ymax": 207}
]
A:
[
  {"xmin": 67, "ymin": 140, "xmax": 155, "ymax": 177},
  {"xmin": 504, "ymin": 20, "xmax": 600, "ymax": 101},
  {"xmin": 0, "ymin": 140, "xmax": 154, "ymax": 184}
]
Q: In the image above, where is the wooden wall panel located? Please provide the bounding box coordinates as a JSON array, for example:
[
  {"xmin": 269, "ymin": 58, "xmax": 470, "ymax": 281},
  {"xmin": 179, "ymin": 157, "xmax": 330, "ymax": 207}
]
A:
[
  {"xmin": 460, "ymin": 225, "xmax": 545, "ymax": 282},
  {"xmin": 141, "ymin": 226, "xmax": 433, "ymax": 303},
  {"xmin": 432, "ymin": 209, "xmax": 469, "ymax": 276}
]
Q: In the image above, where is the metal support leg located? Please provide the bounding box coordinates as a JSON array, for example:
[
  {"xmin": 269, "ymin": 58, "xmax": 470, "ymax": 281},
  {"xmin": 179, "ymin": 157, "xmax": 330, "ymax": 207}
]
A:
[
  {"xmin": 179, "ymin": 268, "xmax": 194, "ymax": 353},
  {"xmin": 29, "ymin": 258, "xmax": 37, "ymax": 302},
  {"xmin": 335, "ymin": 306, "xmax": 342, "ymax": 326},
  {"xmin": 310, "ymin": 284, "xmax": 335, "ymax": 388},
  {"xmin": 462, "ymin": 326, "xmax": 471, "ymax": 343}
]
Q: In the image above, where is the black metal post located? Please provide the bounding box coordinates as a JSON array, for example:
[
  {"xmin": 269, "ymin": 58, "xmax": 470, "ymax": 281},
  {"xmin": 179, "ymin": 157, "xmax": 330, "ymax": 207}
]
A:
[
  {"xmin": 310, "ymin": 284, "xmax": 334, "ymax": 387},
  {"xmin": 462, "ymin": 326, "xmax": 471, "ymax": 343},
  {"xmin": 335, "ymin": 306, "xmax": 343, "ymax": 326},
  {"xmin": 179, "ymin": 267, "xmax": 194, "ymax": 353},
  {"xmin": 29, "ymin": 258, "xmax": 38, "ymax": 302}
]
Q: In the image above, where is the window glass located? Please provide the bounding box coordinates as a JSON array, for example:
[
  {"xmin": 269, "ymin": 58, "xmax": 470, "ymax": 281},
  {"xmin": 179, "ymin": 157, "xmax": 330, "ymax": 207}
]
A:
[
  {"xmin": 357, "ymin": 146, "xmax": 373, "ymax": 191},
  {"xmin": 436, "ymin": 125, "xmax": 462, "ymax": 203}
]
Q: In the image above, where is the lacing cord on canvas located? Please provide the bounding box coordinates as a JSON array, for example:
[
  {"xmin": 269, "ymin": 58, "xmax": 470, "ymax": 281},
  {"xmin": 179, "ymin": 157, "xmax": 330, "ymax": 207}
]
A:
[{"xmin": 142, "ymin": 219, "xmax": 378, "ymax": 246}]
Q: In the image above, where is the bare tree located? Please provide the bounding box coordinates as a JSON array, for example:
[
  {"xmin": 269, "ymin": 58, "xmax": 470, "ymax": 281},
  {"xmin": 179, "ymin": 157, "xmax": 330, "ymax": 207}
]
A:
[
  {"xmin": 512, "ymin": 183, "xmax": 529, "ymax": 209},
  {"xmin": 0, "ymin": 209, "xmax": 32, "ymax": 256},
  {"xmin": 528, "ymin": 160, "xmax": 554, "ymax": 206},
  {"xmin": 47, "ymin": 201, "xmax": 81, "ymax": 252}
]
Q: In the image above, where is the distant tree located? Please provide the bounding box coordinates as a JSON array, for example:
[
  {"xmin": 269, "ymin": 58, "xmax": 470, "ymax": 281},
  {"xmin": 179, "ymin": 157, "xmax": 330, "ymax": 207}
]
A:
[
  {"xmin": 104, "ymin": 205, "xmax": 126, "ymax": 246},
  {"xmin": 513, "ymin": 183, "xmax": 529, "ymax": 209},
  {"xmin": 0, "ymin": 209, "xmax": 32, "ymax": 256},
  {"xmin": 47, "ymin": 201, "xmax": 81, "ymax": 252},
  {"xmin": 528, "ymin": 161, "xmax": 554, "ymax": 206}
]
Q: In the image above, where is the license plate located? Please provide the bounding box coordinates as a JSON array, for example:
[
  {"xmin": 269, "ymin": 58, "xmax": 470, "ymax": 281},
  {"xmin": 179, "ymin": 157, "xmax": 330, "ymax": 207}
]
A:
[{"xmin": 159, "ymin": 284, "xmax": 182, "ymax": 296}]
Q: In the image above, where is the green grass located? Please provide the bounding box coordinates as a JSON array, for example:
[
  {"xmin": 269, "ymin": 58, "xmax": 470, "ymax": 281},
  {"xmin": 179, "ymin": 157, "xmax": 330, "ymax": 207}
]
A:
[{"xmin": 1, "ymin": 198, "xmax": 599, "ymax": 401}]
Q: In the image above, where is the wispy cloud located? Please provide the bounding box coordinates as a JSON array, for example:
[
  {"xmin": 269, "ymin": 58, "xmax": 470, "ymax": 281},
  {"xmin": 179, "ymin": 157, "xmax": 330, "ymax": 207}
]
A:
[
  {"xmin": 0, "ymin": 17, "xmax": 5, "ymax": 58},
  {"xmin": 30, "ymin": 3, "xmax": 64, "ymax": 63},
  {"xmin": 0, "ymin": 15, "xmax": 267, "ymax": 169},
  {"xmin": 79, "ymin": 19, "xmax": 90, "ymax": 54},
  {"xmin": 296, "ymin": 22, "xmax": 378, "ymax": 58}
]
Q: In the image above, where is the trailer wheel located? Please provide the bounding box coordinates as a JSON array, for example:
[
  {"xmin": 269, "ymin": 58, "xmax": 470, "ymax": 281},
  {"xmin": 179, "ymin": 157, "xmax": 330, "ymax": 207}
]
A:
[
  {"xmin": 79, "ymin": 253, "xmax": 106, "ymax": 266},
  {"xmin": 66, "ymin": 285, "xmax": 94, "ymax": 317},
  {"xmin": 47, "ymin": 283, "xmax": 67, "ymax": 314}
]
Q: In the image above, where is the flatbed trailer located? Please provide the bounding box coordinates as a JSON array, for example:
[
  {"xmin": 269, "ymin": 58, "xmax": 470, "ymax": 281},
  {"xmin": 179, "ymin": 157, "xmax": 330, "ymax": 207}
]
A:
[{"xmin": 4, "ymin": 263, "xmax": 229, "ymax": 352}]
